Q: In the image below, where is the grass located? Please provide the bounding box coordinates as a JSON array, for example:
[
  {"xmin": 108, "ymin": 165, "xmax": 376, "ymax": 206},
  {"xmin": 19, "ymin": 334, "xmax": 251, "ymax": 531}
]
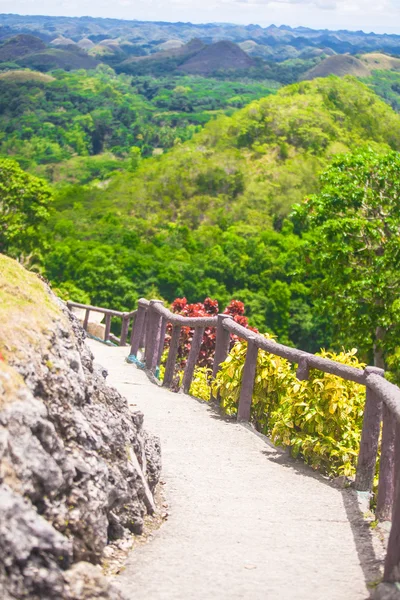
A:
[
  {"xmin": 0, "ymin": 254, "xmax": 60, "ymax": 360},
  {"xmin": 0, "ymin": 70, "xmax": 55, "ymax": 83}
]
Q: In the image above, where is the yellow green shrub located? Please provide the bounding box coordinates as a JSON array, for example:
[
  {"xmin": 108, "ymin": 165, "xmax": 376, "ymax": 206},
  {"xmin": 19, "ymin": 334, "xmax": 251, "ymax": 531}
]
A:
[
  {"xmin": 189, "ymin": 366, "xmax": 212, "ymax": 402},
  {"xmin": 213, "ymin": 338, "xmax": 366, "ymax": 477}
]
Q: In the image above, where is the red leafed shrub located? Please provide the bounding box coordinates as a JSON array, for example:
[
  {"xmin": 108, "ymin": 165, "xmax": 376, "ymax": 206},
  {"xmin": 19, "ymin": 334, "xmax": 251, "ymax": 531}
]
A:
[{"xmin": 165, "ymin": 297, "xmax": 256, "ymax": 372}]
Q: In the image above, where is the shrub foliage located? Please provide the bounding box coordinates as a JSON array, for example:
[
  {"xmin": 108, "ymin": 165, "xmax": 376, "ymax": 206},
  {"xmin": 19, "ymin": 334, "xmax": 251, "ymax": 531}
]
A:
[{"xmin": 212, "ymin": 339, "xmax": 366, "ymax": 477}]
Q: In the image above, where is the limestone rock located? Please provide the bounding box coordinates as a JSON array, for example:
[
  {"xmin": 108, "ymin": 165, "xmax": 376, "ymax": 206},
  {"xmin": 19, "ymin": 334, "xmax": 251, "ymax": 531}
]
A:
[{"xmin": 0, "ymin": 255, "xmax": 161, "ymax": 599}]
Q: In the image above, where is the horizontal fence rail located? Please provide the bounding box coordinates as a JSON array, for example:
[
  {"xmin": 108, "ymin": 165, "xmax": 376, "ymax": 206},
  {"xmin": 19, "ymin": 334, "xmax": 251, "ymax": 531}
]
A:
[{"xmin": 68, "ymin": 296, "xmax": 400, "ymax": 584}]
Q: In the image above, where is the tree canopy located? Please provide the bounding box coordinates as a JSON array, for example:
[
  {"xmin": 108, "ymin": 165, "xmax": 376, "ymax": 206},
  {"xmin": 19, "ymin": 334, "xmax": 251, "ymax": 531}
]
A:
[
  {"xmin": 0, "ymin": 158, "xmax": 53, "ymax": 262},
  {"xmin": 293, "ymin": 148, "xmax": 400, "ymax": 370}
]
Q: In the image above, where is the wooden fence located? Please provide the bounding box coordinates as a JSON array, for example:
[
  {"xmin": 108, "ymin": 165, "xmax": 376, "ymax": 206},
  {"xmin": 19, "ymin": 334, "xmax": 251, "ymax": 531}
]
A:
[
  {"xmin": 68, "ymin": 297, "xmax": 400, "ymax": 584},
  {"xmin": 67, "ymin": 301, "xmax": 137, "ymax": 346}
]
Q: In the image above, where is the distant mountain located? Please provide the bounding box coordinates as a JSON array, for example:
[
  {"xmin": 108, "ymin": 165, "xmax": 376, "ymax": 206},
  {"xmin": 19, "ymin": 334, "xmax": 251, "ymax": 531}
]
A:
[{"xmin": 2, "ymin": 14, "xmax": 400, "ymax": 63}]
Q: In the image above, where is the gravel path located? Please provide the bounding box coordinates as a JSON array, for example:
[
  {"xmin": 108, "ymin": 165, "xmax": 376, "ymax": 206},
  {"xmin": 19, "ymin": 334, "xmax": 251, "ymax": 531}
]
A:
[{"xmin": 88, "ymin": 340, "xmax": 380, "ymax": 600}]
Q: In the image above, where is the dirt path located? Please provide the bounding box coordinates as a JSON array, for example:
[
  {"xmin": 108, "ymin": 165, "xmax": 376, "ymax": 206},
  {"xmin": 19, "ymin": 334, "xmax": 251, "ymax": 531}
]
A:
[{"xmin": 88, "ymin": 340, "xmax": 381, "ymax": 600}]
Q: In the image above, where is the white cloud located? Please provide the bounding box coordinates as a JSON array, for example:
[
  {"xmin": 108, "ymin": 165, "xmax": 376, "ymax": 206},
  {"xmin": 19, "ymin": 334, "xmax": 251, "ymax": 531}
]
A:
[
  {"xmin": 229, "ymin": 0, "xmax": 390, "ymax": 12},
  {"xmin": 2, "ymin": 0, "xmax": 400, "ymax": 34}
]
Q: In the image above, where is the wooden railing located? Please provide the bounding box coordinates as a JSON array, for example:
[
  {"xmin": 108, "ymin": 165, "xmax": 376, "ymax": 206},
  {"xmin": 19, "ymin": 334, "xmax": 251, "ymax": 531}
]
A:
[
  {"xmin": 67, "ymin": 301, "xmax": 137, "ymax": 347},
  {"xmin": 69, "ymin": 297, "xmax": 400, "ymax": 584}
]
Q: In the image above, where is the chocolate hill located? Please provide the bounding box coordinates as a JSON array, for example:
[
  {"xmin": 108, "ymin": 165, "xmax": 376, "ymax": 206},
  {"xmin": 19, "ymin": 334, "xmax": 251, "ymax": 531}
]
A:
[{"xmin": 178, "ymin": 40, "xmax": 255, "ymax": 75}]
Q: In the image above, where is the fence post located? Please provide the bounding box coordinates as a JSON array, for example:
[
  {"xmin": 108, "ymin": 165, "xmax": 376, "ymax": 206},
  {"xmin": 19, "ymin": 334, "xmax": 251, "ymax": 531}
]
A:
[
  {"xmin": 377, "ymin": 403, "xmax": 396, "ymax": 521},
  {"xmin": 296, "ymin": 358, "xmax": 310, "ymax": 381},
  {"xmin": 237, "ymin": 337, "xmax": 258, "ymax": 422},
  {"xmin": 120, "ymin": 315, "xmax": 129, "ymax": 347},
  {"xmin": 355, "ymin": 366, "xmax": 384, "ymax": 492},
  {"xmin": 145, "ymin": 300, "xmax": 164, "ymax": 372},
  {"xmin": 212, "ymin": 314, "xmax": 232, "ymax": 379},
  {"xmin": 211, "ymin": 314, "xmax": 232, "ymax": 401},
  {"xmin": 104, "ymin": 313, "xmax": 112, "ymax": 342},
  {"xmin": 383, "ymin": 423, "xmax": 400, "ymax": 582},
  {"xmin": 130, "ymin": 299, "xmax": 148, "ymax": 357},
  {"xmin": 182, "ymin": 327, "xmax": 205, "ymax": 394},
  {"xmin": 148, "ymin": 309, "xmax": 165, "ymax": 372},
  {"xmin": 163, "ymin": 324, "xmax": 181, "ymax": 389},
  {"xmin": 156, "ymin": 317, "xmax": 168, "ymax": 369},
  {"xmin": 83, "ymin": 309, "xmax": 90, "ymax": 332}
]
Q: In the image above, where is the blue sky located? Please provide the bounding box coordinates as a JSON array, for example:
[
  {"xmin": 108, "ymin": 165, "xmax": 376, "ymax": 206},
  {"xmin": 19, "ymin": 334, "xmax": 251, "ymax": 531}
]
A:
[{"xmin": 1, "ymin": 0, "xmax": 400, "ymax": 35}]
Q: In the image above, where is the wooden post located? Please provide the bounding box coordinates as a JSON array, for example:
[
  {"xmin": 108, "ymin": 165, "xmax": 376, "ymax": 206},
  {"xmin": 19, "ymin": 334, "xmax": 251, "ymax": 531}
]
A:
[
  {"xmin": 140, "ymin": 311, "xmax": 147, "ymax": 348},
  {"xmin": 237, "ymin": 338, "xmax": 258, "ymax": 422},
  {"xmin": 355, "ymin": 367, "xmax": 384, "ymax": 492},
  {"xmin": 156, "ymin": 317, "xmax": 168, "ymax": 368},
  {"xmin": 383, "ymin": 423, "xmax": 400, "ymax": 582},
  {"xmin": 296, "ymin": 358, "xmax": 310, "ymax": 381},
  {"xmin": 145, "ymin": 301, "xmax": 163, "ymax": 372},
  {"xmin": 149, "ymin": 311, "xmax": 164, "ymax": 372},
  {"xmin": 130, "ymin": 300, "xmax": 147, "ymax": 357},
  {"xmin": 104, "ymin": 314, "xmax": 112, "ymax": 342},
  {"xmin": 182, "ymin": 327, "xmax": 205, "ymax": 394},
  {"xmin": 377, "ymin": 403, "xmax": 396, "ymax": 521},
  {"xmin": 119, "ymin": 316, "xmax": 129, "ymax": 347},
  {"xmin": 163, "ymin": 325, "xmax": 181, "ymax": 389},
  {"xmin": 83, "ymin": 309, "xmax": 90, "ymax": 332},
  {"xmin": 212, "ymin": 314, "xmax": 232, "ymax": 379}
]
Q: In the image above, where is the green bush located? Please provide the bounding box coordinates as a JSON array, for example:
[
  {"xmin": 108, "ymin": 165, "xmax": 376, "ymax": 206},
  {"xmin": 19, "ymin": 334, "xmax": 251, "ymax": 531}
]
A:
[{"xmin": 211, "ymin": 338, "xmax": 366, "ymax": 477}]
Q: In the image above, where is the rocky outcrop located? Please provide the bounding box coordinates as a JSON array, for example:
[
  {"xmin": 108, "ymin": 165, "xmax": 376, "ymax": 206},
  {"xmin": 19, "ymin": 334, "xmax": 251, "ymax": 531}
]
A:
[{"xmin": 0, "ymin": 255, "xmax": 161, "ymax": 599}]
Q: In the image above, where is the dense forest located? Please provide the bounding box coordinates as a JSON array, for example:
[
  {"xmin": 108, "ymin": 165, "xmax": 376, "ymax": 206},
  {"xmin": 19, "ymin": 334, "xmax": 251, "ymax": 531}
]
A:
[
  {"xmin": 1, "ymin": 16, "xmax": 400, "ymax": 377},
  {"xmin": 0, "ymin": 66, "xmax": 277, "ymax": 182},
  {"xmin": 3, "ymin": 73, "xmax": 400, "ymax": 368}
]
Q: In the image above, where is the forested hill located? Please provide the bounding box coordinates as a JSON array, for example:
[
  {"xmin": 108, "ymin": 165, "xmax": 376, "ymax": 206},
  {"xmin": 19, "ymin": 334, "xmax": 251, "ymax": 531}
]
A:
[
  {"xmin": 74, "ymin": 76, "xmax": 400, "ymax": 225},
  {"xmin": 44, "ymin": 76, "xmax": 400, "ymax": 352}
]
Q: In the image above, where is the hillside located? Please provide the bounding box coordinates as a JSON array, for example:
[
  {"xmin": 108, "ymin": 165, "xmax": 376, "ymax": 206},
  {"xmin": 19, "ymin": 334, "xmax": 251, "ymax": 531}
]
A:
[
  {"xmin": 17, "ymin": 47, "xmax": 99, "ymax": 71},
  {"xmin": 0, "ymin": 69, "xmax": 55, "ymax": 83},
  {"xmin": 302, "ymin": 55, "xmax": 370, "ymax": 79},
  {"xmin": 117, "ymin": 39, "xmax": 207, "ymax": 75},
  {"xmin": 0, "ymin": 34, "xmax": 100, "ymax": 71},
  {"xmin": 0, "ymin": 68, "xmax": 276, "ymax": 180},
  {"xmin": 0, "ymin": 33, "xmax": 45, "ymax": 61},
  {"xmin": 361, "ymin": 52, "xmax": 400, "ymax": 72},
  {"xmin": 0, "ymin": 254, "xmax": 161, "ymax": 599},
  {"xmin": 94, "ymin": 77, "xmax": 400, "ymax": 224},
  {"xmin": 303, "ymin": 52, "xmax": 400, "ymax": 81},
  {"xmin": 43, "ymin": 77, "xmax": 400, "ymax": 346},
  {"xmin": 178, "ymin": 41, "xmax": 255, "ymax": 75}
]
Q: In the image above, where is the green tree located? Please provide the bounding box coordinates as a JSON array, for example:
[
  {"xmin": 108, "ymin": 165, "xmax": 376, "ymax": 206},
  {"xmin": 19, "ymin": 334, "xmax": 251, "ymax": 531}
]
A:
[
  {"xmin": 293, "ymin": 148, "xmax": 400, "ymax": 370},
  {"xmin": 0, "ymin": 158, "xmax": 53, "ymax": 261}
]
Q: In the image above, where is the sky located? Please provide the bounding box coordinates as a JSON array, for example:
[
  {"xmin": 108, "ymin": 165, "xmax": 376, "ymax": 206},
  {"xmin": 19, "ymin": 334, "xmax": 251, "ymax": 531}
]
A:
[{"xmin": 1, "ymin": 0, "xmax": 400, "ymax": 35}]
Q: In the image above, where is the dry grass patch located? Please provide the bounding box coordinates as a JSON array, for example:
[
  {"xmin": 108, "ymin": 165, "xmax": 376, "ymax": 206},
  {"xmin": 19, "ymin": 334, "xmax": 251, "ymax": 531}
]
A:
[
  {"xmin": 0, "ymin": 255, "xmax": 61, "ymax": 360},
  {"xmin": 0, "ymin": 70, "xmax": 55, "ymax": 83}
]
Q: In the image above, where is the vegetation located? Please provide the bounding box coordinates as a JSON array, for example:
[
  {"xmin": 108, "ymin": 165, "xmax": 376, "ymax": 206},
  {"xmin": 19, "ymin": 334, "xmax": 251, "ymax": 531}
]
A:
[
  {"xmin": 212, "ymin": 340, "xmax": 366, "ymax": 477},
  {"xmin": 2, "ymin": 17, "xmax": 400, "ymax": 477},
  {"xmin": 0, "ymin": 158, "xmax": 53, "ymax": 263},
  {"xmin": 35, "ymin": 77, "xmax": 400, "ymax": 358},
  {"xmin": 293, "ymin": 149, "xmax": 400, "ymax": 371},
  {"xmin": 0, "ymin": 66, "xmax": 277, "ymax": 182}
]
